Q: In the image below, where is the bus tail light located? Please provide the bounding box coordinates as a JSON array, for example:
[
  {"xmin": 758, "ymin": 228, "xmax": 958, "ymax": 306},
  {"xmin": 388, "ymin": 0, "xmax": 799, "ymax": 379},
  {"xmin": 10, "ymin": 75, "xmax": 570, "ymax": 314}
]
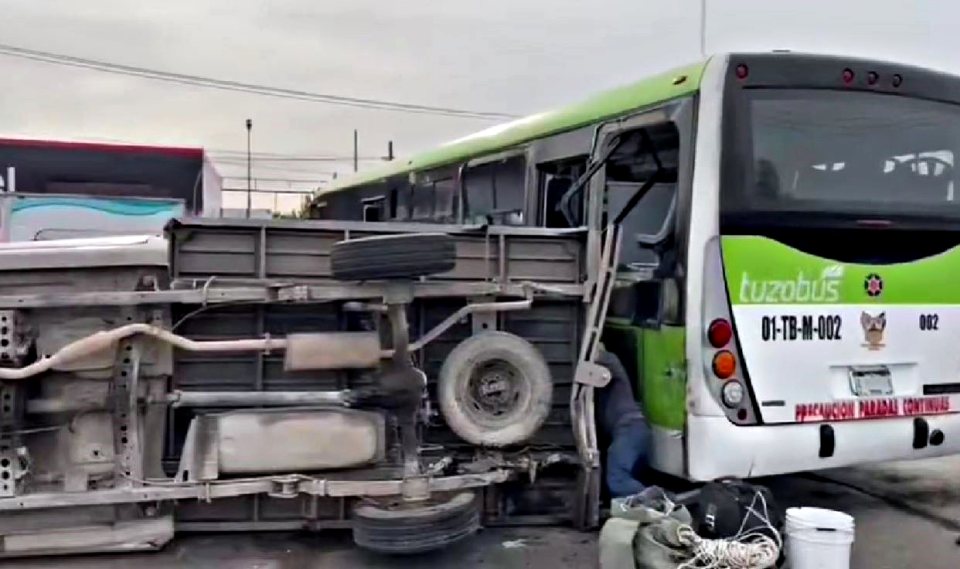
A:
[
  {"xmin": 702, "ymin": 237, "xmax": 759, "ymax": 425},
  {"xmin": 712, "ymin": 351, "xmax": 736, "ymax": 379},
  {"xmin": 842, "ymin": 68, "xmax": 855, "ymax": 84},
  {"xmin": 707, "ymin": 319, "xmax": 733, "ymax": 348},
  {"xmin": 721, "ymin": 381, "xmax": 745, "ymax": 408}
]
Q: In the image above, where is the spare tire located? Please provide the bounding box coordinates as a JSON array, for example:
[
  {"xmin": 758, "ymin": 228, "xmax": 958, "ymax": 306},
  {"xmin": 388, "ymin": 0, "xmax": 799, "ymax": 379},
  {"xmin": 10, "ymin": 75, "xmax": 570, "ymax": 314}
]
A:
[
  {"xmin": 331, "ymin": 233, "xmax": 456, "ymax": 281},
  {"xmin": 438, "ymin": 332, "xmax": 553, "ymax": 447},
  {"xmin": 352, "ymin": 491, "xmax": 480, "ymax": 554}
]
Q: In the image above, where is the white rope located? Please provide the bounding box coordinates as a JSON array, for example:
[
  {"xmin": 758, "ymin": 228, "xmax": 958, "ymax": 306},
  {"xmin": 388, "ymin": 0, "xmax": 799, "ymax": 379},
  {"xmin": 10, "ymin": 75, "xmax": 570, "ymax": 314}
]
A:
[{"xmin": 676, "ymin": 490, "xmax": 782, "ymax": 569}]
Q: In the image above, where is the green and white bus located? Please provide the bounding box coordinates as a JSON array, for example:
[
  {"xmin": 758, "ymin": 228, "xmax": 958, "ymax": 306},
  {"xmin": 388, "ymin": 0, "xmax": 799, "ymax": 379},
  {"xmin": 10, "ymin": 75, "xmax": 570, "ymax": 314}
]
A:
[{"xmin": 312, "ymin": 52, "xmax": 960, "ymax": 481}]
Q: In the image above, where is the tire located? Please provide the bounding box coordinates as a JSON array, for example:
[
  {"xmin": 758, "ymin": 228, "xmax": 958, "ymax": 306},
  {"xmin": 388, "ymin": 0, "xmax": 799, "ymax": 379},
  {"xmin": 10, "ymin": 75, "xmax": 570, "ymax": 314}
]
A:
[
  {"xmin": 331, "ymin": 233, "xmax": 456, "ymax": 281},
  {"xmin": 352, "ymin": 492, "xmax": 480, "ymax": 554},
  {"xmin": 438, "ymin": 332, "xmax": 553, "ymax": 447}
]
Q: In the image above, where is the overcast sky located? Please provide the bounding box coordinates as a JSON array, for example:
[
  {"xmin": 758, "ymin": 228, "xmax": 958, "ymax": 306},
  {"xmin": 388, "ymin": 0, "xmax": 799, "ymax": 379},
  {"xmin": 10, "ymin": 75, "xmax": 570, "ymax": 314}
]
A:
[{"xmin": 0, "ymin": 0, "xmax": 948, "ymax": 211}]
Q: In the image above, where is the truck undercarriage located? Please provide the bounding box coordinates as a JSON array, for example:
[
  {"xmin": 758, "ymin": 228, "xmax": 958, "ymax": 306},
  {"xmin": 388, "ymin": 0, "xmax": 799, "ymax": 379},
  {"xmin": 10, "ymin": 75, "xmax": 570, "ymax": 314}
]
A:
[{"xmin": 0, "ymin": 218, "xmax": 609, "ymax": 557}]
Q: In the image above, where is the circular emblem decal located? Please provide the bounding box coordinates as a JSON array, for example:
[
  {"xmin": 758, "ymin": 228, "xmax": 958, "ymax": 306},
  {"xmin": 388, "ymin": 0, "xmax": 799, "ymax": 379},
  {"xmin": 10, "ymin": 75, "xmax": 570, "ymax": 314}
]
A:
[{"xmin": 864, "ymin": 273, "xmax": 883, "ymax": 297}]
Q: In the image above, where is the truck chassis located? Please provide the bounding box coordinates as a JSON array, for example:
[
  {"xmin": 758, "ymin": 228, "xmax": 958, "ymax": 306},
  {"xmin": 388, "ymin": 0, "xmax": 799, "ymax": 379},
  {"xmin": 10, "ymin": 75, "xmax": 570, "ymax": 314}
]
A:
[{"xmin": 0, "ymin": 218, "xmax": 613, "ymax": 557}]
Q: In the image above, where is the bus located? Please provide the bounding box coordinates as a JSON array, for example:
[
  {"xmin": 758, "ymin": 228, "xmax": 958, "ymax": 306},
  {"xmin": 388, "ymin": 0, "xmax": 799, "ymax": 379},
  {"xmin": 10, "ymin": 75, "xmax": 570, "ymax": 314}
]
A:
[{"xmin": 311, "ymin": 52, "xmax": 960, "ymax": 482}]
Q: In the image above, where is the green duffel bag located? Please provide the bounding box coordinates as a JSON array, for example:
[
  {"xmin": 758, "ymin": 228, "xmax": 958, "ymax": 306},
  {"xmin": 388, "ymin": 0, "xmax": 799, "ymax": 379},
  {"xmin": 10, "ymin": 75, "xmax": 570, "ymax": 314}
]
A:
[{"xmin": 601, "ymin": 487, "xmax": 695, "ymax": 569}]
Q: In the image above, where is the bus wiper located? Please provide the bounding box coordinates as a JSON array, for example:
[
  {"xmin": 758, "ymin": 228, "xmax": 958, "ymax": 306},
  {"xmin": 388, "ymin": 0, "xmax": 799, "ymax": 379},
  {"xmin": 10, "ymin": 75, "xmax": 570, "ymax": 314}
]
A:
[{"xmin": 557, "ymin": 134, "xmax": 626, "ymax": 226}]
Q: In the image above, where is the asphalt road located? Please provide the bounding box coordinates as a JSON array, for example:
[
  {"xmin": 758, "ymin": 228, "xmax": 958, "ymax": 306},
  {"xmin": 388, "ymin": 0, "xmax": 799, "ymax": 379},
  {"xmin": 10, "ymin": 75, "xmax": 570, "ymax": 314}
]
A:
[{"xmin": 6, "ymin": 457, "xmax": 960, "ymax": 568}]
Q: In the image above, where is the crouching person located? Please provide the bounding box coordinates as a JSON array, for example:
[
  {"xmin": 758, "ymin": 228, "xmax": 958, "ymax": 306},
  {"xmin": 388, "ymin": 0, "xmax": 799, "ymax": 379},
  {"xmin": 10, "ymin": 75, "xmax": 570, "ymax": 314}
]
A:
[{"xmin": 596, "ymin": 349, "xmax": 650, "ymax": 498}]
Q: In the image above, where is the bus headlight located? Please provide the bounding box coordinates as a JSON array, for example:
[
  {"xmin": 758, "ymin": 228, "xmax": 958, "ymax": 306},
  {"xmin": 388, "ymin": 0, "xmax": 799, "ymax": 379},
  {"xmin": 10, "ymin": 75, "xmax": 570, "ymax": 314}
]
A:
[{"xmin": 721, "ymin": 380, "xmax": 745, "ymax": 408}]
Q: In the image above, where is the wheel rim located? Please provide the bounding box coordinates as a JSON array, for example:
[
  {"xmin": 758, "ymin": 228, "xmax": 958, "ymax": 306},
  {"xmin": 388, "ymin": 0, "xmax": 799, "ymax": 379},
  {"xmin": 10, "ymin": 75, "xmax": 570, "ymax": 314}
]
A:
[{"xmin": 461, "ymin": 358, "xmax": 531, "ymax": 429}]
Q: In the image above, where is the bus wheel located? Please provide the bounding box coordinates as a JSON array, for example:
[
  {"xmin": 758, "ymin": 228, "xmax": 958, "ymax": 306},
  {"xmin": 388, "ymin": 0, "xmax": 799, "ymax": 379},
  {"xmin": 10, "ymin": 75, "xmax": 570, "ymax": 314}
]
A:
[
  {"xmin": 438, "ymin": 332, "xmax": 553, "ymax": 447},
  {"xmin": 330, "ymin": 233, "xmax": 456, "ymax": 281},
  {"xmin": 352, "ymin": 491, "xmax": 480, "ymax": 554}
]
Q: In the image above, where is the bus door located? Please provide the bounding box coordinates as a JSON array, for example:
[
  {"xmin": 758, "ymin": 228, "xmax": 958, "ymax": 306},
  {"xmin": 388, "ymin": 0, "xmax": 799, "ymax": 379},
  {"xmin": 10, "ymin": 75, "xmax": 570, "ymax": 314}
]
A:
[{"xmin": 584, "ymin": 105, "xmax": 694, "ymax": 473}]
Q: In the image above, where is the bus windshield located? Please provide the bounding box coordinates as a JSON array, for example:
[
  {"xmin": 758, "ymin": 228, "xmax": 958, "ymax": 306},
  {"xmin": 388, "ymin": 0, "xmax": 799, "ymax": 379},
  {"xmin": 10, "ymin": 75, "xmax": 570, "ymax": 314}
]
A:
[{"xmin": 722, "ymin": 89, "xmax": 960, "ymax": 222}]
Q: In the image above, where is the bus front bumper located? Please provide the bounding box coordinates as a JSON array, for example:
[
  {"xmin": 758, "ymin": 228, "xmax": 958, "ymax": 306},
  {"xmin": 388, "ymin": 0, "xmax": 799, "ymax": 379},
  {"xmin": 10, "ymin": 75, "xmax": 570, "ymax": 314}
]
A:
[{"xmin": 686, "ymin": 413, "xmax": 960, "ymax": 481}]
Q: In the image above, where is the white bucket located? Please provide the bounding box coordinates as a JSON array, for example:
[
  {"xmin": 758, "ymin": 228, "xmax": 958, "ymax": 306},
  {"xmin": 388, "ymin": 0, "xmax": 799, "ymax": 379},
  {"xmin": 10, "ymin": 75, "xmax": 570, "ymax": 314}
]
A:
[{"xmin": 785, "ymin": 507, "xmax": 855, "ymax": 569}]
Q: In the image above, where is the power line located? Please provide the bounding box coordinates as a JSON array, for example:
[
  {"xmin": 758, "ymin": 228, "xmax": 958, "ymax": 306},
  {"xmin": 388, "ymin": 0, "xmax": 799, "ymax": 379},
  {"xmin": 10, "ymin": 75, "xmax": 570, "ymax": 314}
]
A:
[
  {"xmin": 212, "ymin": 153, "xmax": 380, "ymax": 164},
  {"xmin": 215, "ymin": 161, "xmax": 336, "ymax": 176},
  {"xmin": 0, "ymin": 43, "xmax": 517, "ymax": 120},
  {"xmin": 213, "ymin": 155, "xmax": 381, "ymax": 163},
  {"xmin": 223, "ymin": 187, "xmax": 318, "ymax": 195},
  {"xmin": 208, "ymin": 148, "xmax": 377, "ymax": 159},
  {"xmin": 209, "ymin": 149, "xmax": 385, "ymax": 162},
  {"xmin": 221, "ymin": 175, "xmax": 326, "ymax": 184},
  {"xmin": 5, "ymin": 136, "xmax": 375, "ymax": 161},
  {"xmin": 212, "ymin": 154, "xmax": 337, "ymax": 164}
]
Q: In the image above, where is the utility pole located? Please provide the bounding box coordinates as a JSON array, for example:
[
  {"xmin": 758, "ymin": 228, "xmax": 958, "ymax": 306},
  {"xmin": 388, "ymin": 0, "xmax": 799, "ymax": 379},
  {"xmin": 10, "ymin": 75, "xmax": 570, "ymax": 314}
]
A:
[
  {"xmin": 353, "ymin": 129, "xmax": 359, "ymax": 173},
  {"xmin": 385, "ymin": 140, "xmax": 394, "ymax": 161},
  {"xmin": 245, "ymin": 118, "xmax": 253, "ymax": 218},
  {"xmin": 699, "ymin": 0, "xmax": 707, "ymax": 57}
]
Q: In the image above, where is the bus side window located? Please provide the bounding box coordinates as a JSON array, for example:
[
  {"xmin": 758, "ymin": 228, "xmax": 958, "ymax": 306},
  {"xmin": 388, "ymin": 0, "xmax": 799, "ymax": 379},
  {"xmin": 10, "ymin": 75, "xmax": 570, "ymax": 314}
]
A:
[
  {"xmin": 411, "ymin": 182, "xmax": 435, "ymax": 221},
  {"xmin": 434, "ymin": 178, "xmax": 456, "ymax": 222},
  {"xmin": 605, "ymin": 122, "xmax": 681, "ymax": 269},
  {"xmin": 463, "ymin": 156, "xmax": 526, "ymax": 225},
  {"xmin": 390, "ymin": 185, "xmax": 411, "ymax": 220},
  {"xmin": 463, "ymin": 163, "xmax": 495, "ymax": 223},
  {"xmin": 310, "ymin": 201, "xmax": 327, "ymax": 219},
  {"xmin": 362, "ymin": 197, "xmax": 385, "ymax": 222},
  {"xmin": 537, "ymin": 158, "xmax": 586, "ymax": 228},
  {"xmin": 495, "ymin": 156, "xmax": 525, "ymax": 225}
]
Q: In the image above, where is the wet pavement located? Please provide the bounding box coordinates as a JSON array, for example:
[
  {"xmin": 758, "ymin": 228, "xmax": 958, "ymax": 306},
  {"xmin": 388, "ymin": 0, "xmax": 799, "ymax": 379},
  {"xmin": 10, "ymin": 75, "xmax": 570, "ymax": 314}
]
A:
[{"xmin": 5, "ymin": 457, "xmax": 960, "ymax": 568}]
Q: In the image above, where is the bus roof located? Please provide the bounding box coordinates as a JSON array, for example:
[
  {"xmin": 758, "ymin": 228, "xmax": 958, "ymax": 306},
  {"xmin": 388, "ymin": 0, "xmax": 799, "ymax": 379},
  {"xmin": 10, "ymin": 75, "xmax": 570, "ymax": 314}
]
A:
[{"xmin": 317, "ymin": 58, "xmax": 709, "ymax": 197}]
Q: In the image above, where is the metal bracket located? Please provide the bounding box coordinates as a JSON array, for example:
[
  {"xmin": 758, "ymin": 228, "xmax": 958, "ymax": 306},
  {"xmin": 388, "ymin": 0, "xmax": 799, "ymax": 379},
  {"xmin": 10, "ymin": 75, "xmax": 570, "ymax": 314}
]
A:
[
  {"xmin": 401, "ymin": 476, "xmax": 430, "ymax": 502},
  {"xmin": 112, "ymin": 335, "xmax": 143, "ymax": 486},
  {"xmin": 268, "ymin": 478, "xmax": 300, "ymax": 499},
  {"xmin": 175, "ymin": 415, "xmax": 219, "ymax": 483},
  {"xmin": 0, "ymin": 382, "xmax": 22, "ymax": 497},
  {"xmin": 0, "ymin": 310, "xmax": 22, "ymax": 366},
  {"xmin": 383, "ymin": 282, "xmax": 415, "ymax": 305},
  {"xmin": 408, "ymin": 298, "xmax": 531, "ymax": 353},
  {"xmin": 284, "ymin": 285, "xmax": 310, "ymax": 302},
  {"xmin": 471, "ymin": 301, "xmax": 497, "ymax": 334},
  {"xmin": 574, "ymin": 361, "xmax": 611, "ymax": 388}
]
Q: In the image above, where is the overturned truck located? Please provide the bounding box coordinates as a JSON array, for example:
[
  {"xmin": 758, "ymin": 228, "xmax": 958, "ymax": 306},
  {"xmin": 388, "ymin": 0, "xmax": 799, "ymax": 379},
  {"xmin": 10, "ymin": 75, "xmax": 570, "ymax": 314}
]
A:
[{"xmin": 0, "ymin": 217, "xmax": 614, "ymax": 556}]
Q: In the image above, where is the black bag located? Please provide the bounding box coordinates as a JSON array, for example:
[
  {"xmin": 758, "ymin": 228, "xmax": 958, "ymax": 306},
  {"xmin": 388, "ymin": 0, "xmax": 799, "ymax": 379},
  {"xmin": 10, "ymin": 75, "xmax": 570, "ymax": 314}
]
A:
[{"xmin": 693, "ymin": 480, "xmax": 784, "ymax": 542}]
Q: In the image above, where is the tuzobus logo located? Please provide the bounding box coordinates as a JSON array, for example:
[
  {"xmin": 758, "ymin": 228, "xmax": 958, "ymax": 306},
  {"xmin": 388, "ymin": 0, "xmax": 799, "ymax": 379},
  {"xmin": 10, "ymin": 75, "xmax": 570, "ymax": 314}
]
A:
[{"xmin": 739, "ymin": 265, "xmax": 844, "ymax": 304}]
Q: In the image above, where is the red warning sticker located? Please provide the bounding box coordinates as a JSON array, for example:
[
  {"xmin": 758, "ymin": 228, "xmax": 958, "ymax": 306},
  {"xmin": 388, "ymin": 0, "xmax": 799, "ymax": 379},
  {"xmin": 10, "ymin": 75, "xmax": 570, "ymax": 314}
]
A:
[{"xmin": 794, "ymin": 396, "xmax": 951, "ymax": 423}]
